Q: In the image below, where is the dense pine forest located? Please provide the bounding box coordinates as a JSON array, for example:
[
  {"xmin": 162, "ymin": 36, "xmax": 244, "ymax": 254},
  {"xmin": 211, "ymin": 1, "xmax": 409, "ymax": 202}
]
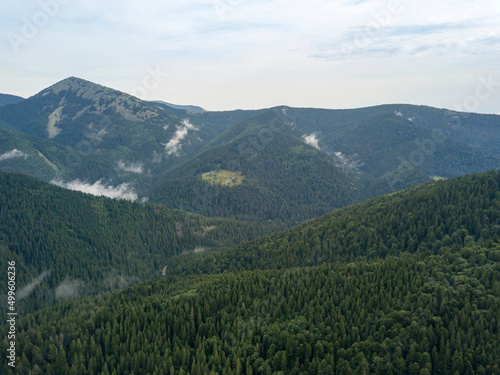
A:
[
  {"xmin": 0, "ymin": 171, "xmax": 276, "ymax": 313},
  {"xmin": 149, "ymin": 111, "xmax": 365, "ymax": 225},
  {"xmin": 1, "ymin": 171, "xmax": 499, "ymax": 374},
  {"xmin": 163, "ymin": 171, "xmax": 500, "ymax": 276}
]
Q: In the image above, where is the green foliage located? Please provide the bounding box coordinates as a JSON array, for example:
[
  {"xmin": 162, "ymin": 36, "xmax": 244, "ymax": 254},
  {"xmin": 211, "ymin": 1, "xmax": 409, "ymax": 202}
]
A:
[
  {"xmin": 164, "ymin": 171, "xmax": 500, "ymax": 276},
  {"xmin": 3, "ymin": 81, "xmax": 499, "ymax": 228},
  {"xmin": 1, "ymin": 246, "xmax": 498, "ymax": 374},
  {"xmin": 150, "ymin": 111, "xmax": 365, "ymax": 225},
  {"xmin": 0, "ymin": 170, "xmax": 499, "ymax": 374},
  {"xmin": 0, "ymin": 125, "xmax": 115, "ymax": 183},
  {"xmin": 0, "ymin": 171, "xmax": 273, "ymax": 313}
]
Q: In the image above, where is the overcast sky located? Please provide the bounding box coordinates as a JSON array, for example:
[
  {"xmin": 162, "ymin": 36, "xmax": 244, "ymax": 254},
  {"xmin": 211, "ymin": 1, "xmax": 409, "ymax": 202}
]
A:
[{"xmin": 1, "ymin": 0, "xmax": 499, "ymax": 113}]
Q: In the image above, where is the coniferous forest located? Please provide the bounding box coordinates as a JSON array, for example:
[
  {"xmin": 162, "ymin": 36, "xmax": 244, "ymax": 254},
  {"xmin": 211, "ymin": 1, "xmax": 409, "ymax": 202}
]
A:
[
  {"xmin": 0, "ymin": 170, "xmax": 499, "ymax": 374},
  {"xmin": 1, "ymin": 77, "xmax": 500, "ymax": 374}
]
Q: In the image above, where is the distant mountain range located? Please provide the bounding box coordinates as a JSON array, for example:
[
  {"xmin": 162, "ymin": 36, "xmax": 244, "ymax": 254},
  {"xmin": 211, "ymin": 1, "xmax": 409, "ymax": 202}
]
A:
[
  {"xmin": 1, "ymin": 77, "xmax": 499, "ymax": 374},
  {"xmin": 1, "ymin": 77, "xmax": 499, "ymax": 225},
  {"xmin": 151, "ymin": 100, "xmax": 206, "ymax": 113},
  {"xmin": 0, "ymin": 93, "xmax": 24, "ymax": 106}
]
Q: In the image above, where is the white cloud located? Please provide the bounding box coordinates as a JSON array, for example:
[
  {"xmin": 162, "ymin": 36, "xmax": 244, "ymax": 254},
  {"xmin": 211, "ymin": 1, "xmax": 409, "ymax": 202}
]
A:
[
  {"xmin": 17, "ymin": 271, "xmax": 50, "ymax": 301},
  {"xmin": 103, "ymin": 273, "xmax": 138, "ymax": 291},
  {"xmin": 0, "ymin": 149, "xmax": 28, "ymax": 161},
  {"xmin": 164, "ymin": 119, "xmax": 197, "ymax": 155},
  {"xmin": 51, "ymin": 179, "xmax": 138, "ymax": 201},
  {"xmin": 1, "ymin": 0, "xmax": 499, "ymax": 113},
  {"xmin": 302, "ymin": 133, "xmax": 320, "ymax": 150},
  {"xmin": 395, "ymin": 110, "xmax": 415, "ymax": 122},
  {"xmin": 335, "ymin": 151, "xmax": 364, "ymax": 169},
  {"xmin": 117, "ymin": 160, "xmax": 144, "ymax": 174},
  {"xmin": 152, "ymin": 151, "xmax": 162, "ymax": 163},
  {"xmin": 55, "ymin": 279, "xmax": 83, "ymax": 300}
]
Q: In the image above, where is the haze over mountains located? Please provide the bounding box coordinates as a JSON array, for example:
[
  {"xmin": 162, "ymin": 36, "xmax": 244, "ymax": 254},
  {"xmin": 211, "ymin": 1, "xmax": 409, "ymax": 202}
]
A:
[
  {"xmin": 1, "ymin": 76, "xmax": 499, "ymax": 225},
  {"xmin": 0, "ymin": 94, "xmax": 24, "ymax": 107},
  {"xmin": 1, "ymin": 77, "xmax": 500, "ymax": 374}
]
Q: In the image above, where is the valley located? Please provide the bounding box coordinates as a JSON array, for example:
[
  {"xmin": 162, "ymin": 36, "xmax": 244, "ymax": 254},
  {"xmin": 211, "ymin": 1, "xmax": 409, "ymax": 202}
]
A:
[{"xmin": 0, "ymin": 77, "xmax": 499, "ymax": 374}]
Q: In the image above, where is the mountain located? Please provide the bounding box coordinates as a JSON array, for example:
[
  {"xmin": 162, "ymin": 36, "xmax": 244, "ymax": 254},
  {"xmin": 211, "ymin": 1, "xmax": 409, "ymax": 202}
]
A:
[
  {"xmin": 0, "ymin": 78, "xmax": 264, "ymax": 202},
  {"xmin": 164, "ymin": 170, "xmax": 500, "ymax": 276},
  {"xmin": 0, "ymin": 170, "xmax": 274, "ymax": 314},
  {"xmin": 2, "ymin": 170, "xmax": 499, "ymax": 374},
  {"xmin": 270, "ymin": 105, "xmax": 500, "ymax": 186},
  {"xmin": 149, "ymin": 110, "xmax": 367, "ymax": 225},
  {"xmin": 1, "ymin": 77, "xmax": 499, "ymax": 225},
  {"xmin": 151, "ymin": 100, "xmax": 206, "ymax": 113},
  {"xmin": 0, "ymin": 77, "xmax": 220, "ymax": 194},
  {"xmin": 0, "ymin": 94, "xmax": 24, "ymax": 106},
  {"xmin": 0, "ymin": 125, "xmax": 115, "ymax": 183},
  {"xmin": 148, "ymin": 105, "xmax": 500, "ymax": 224}
]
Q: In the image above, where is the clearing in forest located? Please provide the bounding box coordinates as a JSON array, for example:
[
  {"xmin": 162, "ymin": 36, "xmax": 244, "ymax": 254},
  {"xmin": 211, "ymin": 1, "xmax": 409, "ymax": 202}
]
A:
[{"xmin": 202, "ymin": 170, "xmax": 245, "ymax": 187}]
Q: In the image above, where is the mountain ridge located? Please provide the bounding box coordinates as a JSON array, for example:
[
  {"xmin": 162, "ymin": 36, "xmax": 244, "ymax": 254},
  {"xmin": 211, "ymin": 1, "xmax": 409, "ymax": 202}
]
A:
[
  {"xmin": 1, "ymin": 169, "xmax": 499, "ymax": 374},
  {"xmin": 0, "ymin": 93, "xmax": 24, "ymax": 107},
  {"xmin": 0, "ymin": 77, "xmax": 499, "ymax": 224}
]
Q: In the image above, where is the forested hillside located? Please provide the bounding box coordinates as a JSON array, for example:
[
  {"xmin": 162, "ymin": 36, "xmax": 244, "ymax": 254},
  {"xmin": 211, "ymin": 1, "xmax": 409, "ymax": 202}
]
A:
[
  {"xmin": 0, "ymin": 171, "xmax": 274, "ymax": 313},
  {"xmin": 1, "ymin": 171, "xmax": 499, "ymax": 374},
  {"xmin": 1, "ymin": 79, "xmax": 499, "ymax": 225},
  {"xmin": 164, "ymin": 171, "xmax": 500, "ymax": 276},
  {"xmin": 149, "ymin": 111, "xmax": 366, "ymax": 225},
  {"xmin": 0, "ymin": 94, "xmax": 24, "ymax": 107},
  {"xmin": 0, "ymin": 126, "xmax": 115, "ymax": 183}
]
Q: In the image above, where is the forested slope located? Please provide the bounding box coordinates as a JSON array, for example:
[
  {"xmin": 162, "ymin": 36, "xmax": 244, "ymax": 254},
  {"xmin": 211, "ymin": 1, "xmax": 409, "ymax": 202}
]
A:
[
  {"xmin": 0, "ymin": 171, "xmax": 273, "ymax": 313},
  {"xmin": 150, "ymin": 111, "xmax": 366, "ymax": 225},
  {"xmin": 164, "ymin": 171, "xmax": 500, "ymax": 276},
  {"xmin": 1, "ymin": 171, "xmax": 499, "ymax": 374}
]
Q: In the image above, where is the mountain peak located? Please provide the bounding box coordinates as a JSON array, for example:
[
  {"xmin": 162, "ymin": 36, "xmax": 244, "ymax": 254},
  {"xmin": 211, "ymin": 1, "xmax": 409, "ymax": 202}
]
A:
[
  {"xmin": 33, "ymin": 76, "xmax": 164, "ymax": 123},
  {"xmin": 40, "ymin": 76, "xmax": 118, "ymax": 99}
]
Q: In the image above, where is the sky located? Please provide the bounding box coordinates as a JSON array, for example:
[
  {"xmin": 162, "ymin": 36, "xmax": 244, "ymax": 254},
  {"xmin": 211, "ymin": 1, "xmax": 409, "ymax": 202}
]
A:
[{"xmin": 1, "ymin": 0, "xmax": 499, "ymax": 113}]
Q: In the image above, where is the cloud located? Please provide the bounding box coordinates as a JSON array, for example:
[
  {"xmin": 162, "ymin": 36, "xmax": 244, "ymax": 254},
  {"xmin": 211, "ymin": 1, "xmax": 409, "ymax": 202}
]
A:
[
  {"xmin": 152, "ymin": 151, "xmax": 162, "ymax": 163},
  {"xmin": 55, "ymin": 278, "xmax": 83, "ymax": 300},
  {"xmin": 335, "ymin": 151, "xmax": 364, "ymax": 169},
  {"xmin": 0, "ymin": 149, "xmax": 28, "ymax": 161},
  {"xmin": 395, "ymin": 110, "xmax": 414, "ymax": 122},
  {"xmin": 1, "ymin": 0, "xmax": 500, "ymax": 114},
  {"xmin": 103, "ymin": 273, "xmax": 139, "ymax": 291},
  {"xmin": 302, "ymin": 133, "xmax": 320, "ymax": 150},
  {"xmin": 310, "ymin": 6, "xmax": 500, "ymax": 62},
  {"xmin": 52, "ymin": 179, "xmax": 138, "ymax": 201},
  {"xmin": 164, "ymin": 119, "xmax": 197, "ymax": 155},
  {"xmin": 117, "ymin": 160, "xmax": 144, "ymax": 174},
  {"xmin": 17, "ymin": 271, "xmax": 51, "ymax": 301}
]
